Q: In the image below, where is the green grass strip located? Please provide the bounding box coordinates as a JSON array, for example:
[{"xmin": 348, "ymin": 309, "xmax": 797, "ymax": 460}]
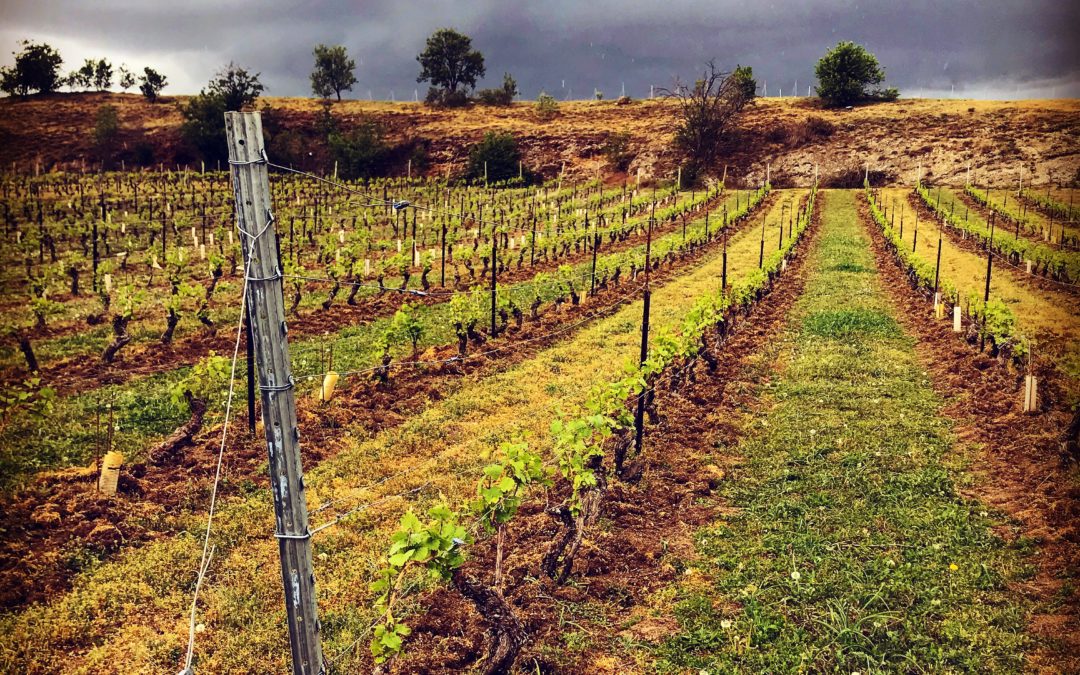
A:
[{"xmin": 649, "ymin": 190, "xmax": 1033, "ymax": 673}]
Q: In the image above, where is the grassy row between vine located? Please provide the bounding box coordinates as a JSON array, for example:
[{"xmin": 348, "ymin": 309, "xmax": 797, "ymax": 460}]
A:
[
  {"xmin": 643, "ymin": 189, "xmax": 1034, "ymax": 673},
  {"xmin": 917, "ymin": 184, "xmax": 1080, "ymax": 283},
  {"xmin": 965, "ymin": 185, "xmax": 1079, "ymax": 248},
  {"xmin": 865, "ymin": 186, "xmax": 1027, "ymax": 361}
]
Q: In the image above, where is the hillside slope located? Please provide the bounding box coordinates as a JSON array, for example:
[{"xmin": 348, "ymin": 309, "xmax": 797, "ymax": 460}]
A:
[{"xmin": 0, "ymin": 92, "xmax": 1077, "ymax": 186}]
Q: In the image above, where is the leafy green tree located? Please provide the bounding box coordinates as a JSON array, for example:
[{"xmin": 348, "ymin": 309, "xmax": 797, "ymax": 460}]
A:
[
  {"xmin": 93, "ymin": 58, "xmax": 113, "ymax": 90},
  {"xmin": 814, "ymin": 41, "xmax": 898, "ymax": 107},
  {"xmin": 118, "ymin": 64, "xmax": 135, "ymax": 92},
  {"xmin": 178, "ymin": 64, "xmax": 259, "ymax": 161},
  {"xmin": 0, "ymin": 41, "xmax": 64, "ymax": 97},
  {"xmin": 179, "ymin": 91, "xmax": 228, "ymax": 162},
  {"xmin": 138, "ymin": 67, "xmax": 167, "ymax": 102},
  {"xmin": 733, "ymin": 64, "xmax": 757, "ymax": 101},
  {"xmin": 466, "ymin": 131, "xmax": 522, "ymax": 184},
  {"xmin": 69, "ymin": 59, "xmax": 95, "ymax": 90},
  {"xmin": 417, "ymin": 28, "xmax": 485, "ymax": 106},
  {"xmin": 208, "ymin": 62, "xmax": 264, "ymax": 111},
  {"xmin": 310, "ymin": 44, "xmax": 357, "ymax": 101}
]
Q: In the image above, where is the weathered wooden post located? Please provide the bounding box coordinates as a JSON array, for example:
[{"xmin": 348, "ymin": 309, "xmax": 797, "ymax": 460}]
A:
[{"xmin": 225, "ymin": 111, "xmax": 323, "ymax": 675}]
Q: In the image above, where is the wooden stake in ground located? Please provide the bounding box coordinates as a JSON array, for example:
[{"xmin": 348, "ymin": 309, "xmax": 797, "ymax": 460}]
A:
[{"xmin": 225, "ymin": 111, "xmax": 323, "ymax": 675}]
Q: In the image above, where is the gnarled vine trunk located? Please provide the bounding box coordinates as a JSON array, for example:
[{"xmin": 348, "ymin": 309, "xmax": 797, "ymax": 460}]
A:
[
  {"xmin": 451, "ymin": 568, "xmax": 526, "ymax": 675},
  {"xmin": 18, "ymin": 333, "xmax": 38, "ymax": 373},
  {"xmin": 102, "ymin": 314, "xmax": 132, "ymax": 363},
  {"xmin": 148, "ymin": 391, "xmax": 207, "ymax": 463}
]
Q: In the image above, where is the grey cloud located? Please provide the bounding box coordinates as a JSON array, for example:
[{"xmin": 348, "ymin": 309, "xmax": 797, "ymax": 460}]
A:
[{"xmin": 0, "ymin": 0, "xmax": 1077, "ymax": 100}]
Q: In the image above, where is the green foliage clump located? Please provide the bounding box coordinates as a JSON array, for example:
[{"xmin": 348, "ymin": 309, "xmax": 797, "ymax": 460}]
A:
[
  {"xmin": 117, "ymin": 64, "xmax": 135, "ymax": 92},
  {"xmin": 310, "ymin": 44, "xmax": 357, "ymax": 101},
  {"xmin": 417, "ymin": 28, "xmax": 485, "ymax": 107},
  {"xmin": 179, "ymin": 63, "xmax": 261, "ymax": 162},
  {"xmin": 328, "ymin": 118, "xmax": 389, "ymax": 180},
  {"xmin": 370, "ymin": 505, "xmax": 468, "ymax": 663},
  {"xmin": 815, "ymin": 41, "xmax": 898, "ymax": 107},
  {"xmin": 536, "ymin": 92, "xmax": 558, "ymax": 120},
  {"xmin": 475, "ymin": 72, "xmax": 518, "ymax": 106},
  {"xmin": 68, "ymin": 58, "xmax": 112, "ymax": 91},
  {"xmin": 602, "ymin": 132, "xmax": 634, "ymax": 172},
  {"xmin": 1, "ymin": 40, "xmax": 64, "ymax": 97},
  {"xmin": 170, "ymin": 354, "xmax": 228, "ymax": 411},
  {"xmin": 465, "ymin": 131, "xmax": 523, "ymax": 184},
  {"xmin": 471, "ymin": 442, "xmax": 550, "ymax": 530},
  {"xmin": 93, "ymin": 104, "xmax": 120, "ymax": 161},
  {"xmin": 179, "ymin": 91, "xmax": 228, "ymax": 163},
  {"xmin": 0, "ymin": 377, "xmax": 55, "ymax": 436},
  {"xmin": 732, "ymin": 64, "xmax": 757, "ymax": 101},
  {"xmin": 389, "ymin": 303, "xmax": 424, "ymax": 357},
  {"xmin": 209, "ymin": 62, "xmax": 264, "ymax": 111},
  {"xmin": 138, "ymin": 67, "xmax": 167, "ymax": 103}
]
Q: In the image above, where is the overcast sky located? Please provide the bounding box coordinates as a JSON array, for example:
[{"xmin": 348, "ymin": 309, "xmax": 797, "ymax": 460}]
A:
[{"xmin": 2, "ymin": 0, "xmax": 1078, "ymax": 100}]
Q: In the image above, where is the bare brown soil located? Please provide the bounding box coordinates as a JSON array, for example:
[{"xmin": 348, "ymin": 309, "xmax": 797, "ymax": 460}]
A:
[
  {"xmin": 861, "ymin": 198, "xmax": 1080, "ymax": 672},
  {"xmin": 0, "ymin": 195, "xmax": 773, "ymax": 611},
  {"xmin": 1, "ymin": 92, "xmax": 1077, "ymax": 187},
  {"xmin": 380, "ymin": 192, "xmax": 821, "ymax": 674}
]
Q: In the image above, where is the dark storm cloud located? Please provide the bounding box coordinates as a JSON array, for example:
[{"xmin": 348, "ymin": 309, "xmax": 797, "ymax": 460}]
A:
[{"xmin": 1, "ymin": 0, "xmax": 1077, "ymax": 99}]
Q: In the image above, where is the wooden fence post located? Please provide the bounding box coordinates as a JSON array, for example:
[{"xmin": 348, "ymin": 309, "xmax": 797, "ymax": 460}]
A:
[{"xmin": 225, "ymin": 111, "xmax": 323, "ymax": 675}]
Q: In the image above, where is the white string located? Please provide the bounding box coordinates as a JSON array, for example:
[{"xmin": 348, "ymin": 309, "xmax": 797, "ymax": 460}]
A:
[{"xmin": 180, "ymin": 199, "xmax": 263, "ymax": 674}]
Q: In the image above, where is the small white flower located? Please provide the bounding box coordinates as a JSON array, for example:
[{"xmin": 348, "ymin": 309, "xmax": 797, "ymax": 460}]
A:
[
  {"xmin": 195, "ymin": 623, "xmax": 206, "ymax": 633},
  {"xmin": 790, "ymin": 570, "xmax": 801, "ymax": 581},
  {"xmin": 720, "ymin": 619, "xmax": 733, "ymax": 629}
]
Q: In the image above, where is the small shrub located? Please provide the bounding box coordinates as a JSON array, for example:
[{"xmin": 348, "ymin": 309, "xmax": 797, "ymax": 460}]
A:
[
  {"xmin": 475, "ymin": 73, "xmax": 517, "ymax": 106},
  {"xmin": 602, "ymin": 132, "xmax": 634, "ymax": 172},
  {"xmin": 767, "ymin": 116, "xmax": 836, "ymax": 148},
  {"xmin": 425, "ymin": 86, "xmax": 469, "ymax": 108},
  {"xmin": 803, "ymin": 116, "xmax": 835, "ymax": 137},
  {"xmin": 328, "ymin": 118, "xmax": 389, "ymax": 180},
  {"xmin": 465, "ymin": 131, "xmax": 524, "ymax": 184},
  {"xmin": 132, "ymin": 141, "xmax": 155, "ymax": 166},
  {"xmin": 536, "ymin": 92, "xmax": 558, "ymax": 121},
  {"xmin": 407, "ymin": 141, "xmax": 431, "ymax": 175},
  {"xmin": 93, "ymin": 105, "xmax": 120, "ymax": 149}
]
